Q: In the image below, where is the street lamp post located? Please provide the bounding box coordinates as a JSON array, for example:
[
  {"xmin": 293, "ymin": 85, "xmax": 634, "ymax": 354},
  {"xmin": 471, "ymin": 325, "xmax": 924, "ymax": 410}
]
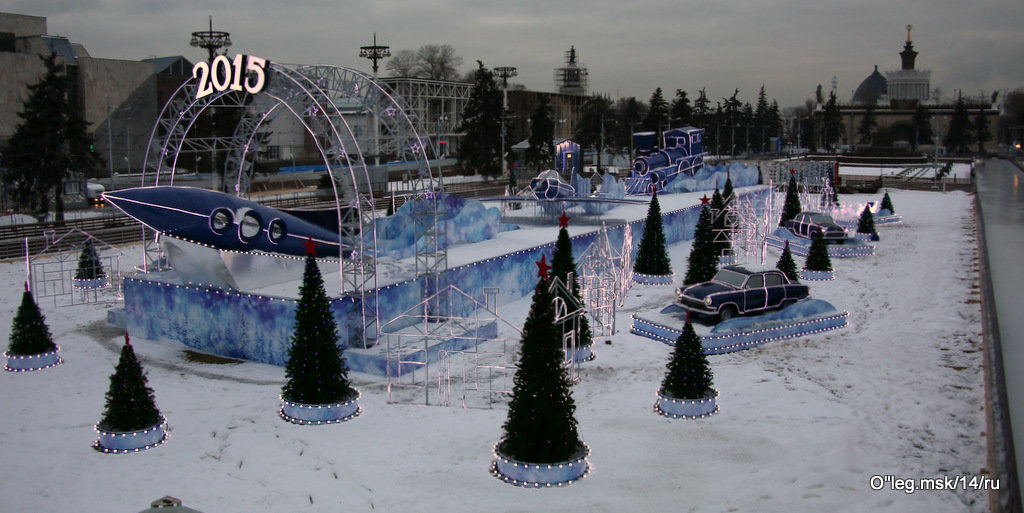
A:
[
  {"xmin": 495, "ymin": 66, "xmax": 517, "ymax": 177},
  {"xmin": 359, "ymin": 33, "xmax": 390, "ymax": 168}
]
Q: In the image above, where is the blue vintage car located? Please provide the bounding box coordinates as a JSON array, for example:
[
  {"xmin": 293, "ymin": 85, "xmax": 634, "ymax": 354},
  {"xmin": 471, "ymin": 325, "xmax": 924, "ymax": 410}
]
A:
[
  {"xmin": 676, "ymin": 266, "xmax": 810, "ymax": 322},
  {"xmin": 784, "ymin": 211, "xmax": 847, "ymax": 243}
]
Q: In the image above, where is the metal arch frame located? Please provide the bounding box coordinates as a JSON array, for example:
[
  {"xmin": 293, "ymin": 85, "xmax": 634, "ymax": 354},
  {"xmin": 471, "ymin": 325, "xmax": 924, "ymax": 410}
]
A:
[{"xmin": 141, "ymin": 61, "xmax": 447, "ymax": 348}]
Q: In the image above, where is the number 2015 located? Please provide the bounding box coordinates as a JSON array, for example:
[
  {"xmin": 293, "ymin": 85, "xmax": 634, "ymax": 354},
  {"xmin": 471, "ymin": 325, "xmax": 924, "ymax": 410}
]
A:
[{"xmin": 192, "ymin": 54, "xmax": 267, "ymax": 99}]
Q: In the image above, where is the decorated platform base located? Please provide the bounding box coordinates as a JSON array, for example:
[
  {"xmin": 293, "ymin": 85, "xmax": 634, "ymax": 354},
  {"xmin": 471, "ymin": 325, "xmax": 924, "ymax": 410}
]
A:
[
  {"xmin": 800, "ymin": 268, "xmax": 836, "ymax": 281},
  {"xmin": 491, "ymin": 440, "xmax": 591, "ymax": 487},
  {"xmin": 71, "ymin": 276, "xmax": 108, "ymax": 290},
  {"xmin": 655, "ymin": 388, "xmax": 719, "ymax": 419},
  {"xmin": 4, "ymin": 347, "xmax": 62, "ymax": 372},
  {"xmin": 766, "ymin": 228, "xmax": 873, "ymax": 258},
  {"xmin": 632, "ymin": 272, "xmax": 674, "ymax": 286},
  {"xmin": 279, "ymin": 390, "xmax": 361, "ymax": 425},
  {"xmin": 93, "ymin": 417, "xmax": 168, "ymax": 454},
  {"xmin": 570, "ymin": 343, "xmax": 595, "ymax": 363},
  {"xmin": 852, "ymin": 232, "xmax": 880, "ymax": 242},
  {"xmin": 631, "ymin": 300, "xmax": 848, "ymax": 354}
]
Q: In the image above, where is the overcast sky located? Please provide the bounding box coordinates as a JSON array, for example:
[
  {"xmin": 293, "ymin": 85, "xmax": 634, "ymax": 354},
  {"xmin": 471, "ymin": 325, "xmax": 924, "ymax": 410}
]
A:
[{"xmin": 11, "ymin": 0, "xmax": 1024, "ymax": 109}]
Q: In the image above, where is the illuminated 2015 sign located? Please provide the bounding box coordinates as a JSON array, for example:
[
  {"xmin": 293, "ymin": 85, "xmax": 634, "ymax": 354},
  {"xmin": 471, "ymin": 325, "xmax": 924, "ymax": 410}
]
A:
[{"xmin": 192, "ymin": 54, "xmax": 267, "ymax": 99}]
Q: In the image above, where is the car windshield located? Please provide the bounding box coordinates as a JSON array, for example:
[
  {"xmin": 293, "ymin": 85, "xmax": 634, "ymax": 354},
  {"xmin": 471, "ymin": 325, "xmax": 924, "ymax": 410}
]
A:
[
  {"xmin": 811, "ymin": 214, "xmax": 834, "ymax": 224},
  {"xmin": 712, "ymin": 269, "xmax": 747, "ymax": 287}
]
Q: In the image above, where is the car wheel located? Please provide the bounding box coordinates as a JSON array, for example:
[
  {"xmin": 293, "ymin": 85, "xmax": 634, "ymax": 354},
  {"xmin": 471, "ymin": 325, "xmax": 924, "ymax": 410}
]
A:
[{"xmin": 719, "ymin": 305, "xmax": 737, "ymax": 322}]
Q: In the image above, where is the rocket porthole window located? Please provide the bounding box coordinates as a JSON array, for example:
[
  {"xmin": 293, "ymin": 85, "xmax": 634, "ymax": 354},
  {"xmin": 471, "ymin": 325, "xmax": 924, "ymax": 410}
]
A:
[
  {"xmin": 239, "ymin": 211, "xmax": 262, "ymax": 242},
  {"xmin": 268, "ymin": 218, "xmax": 286, "ymax": 244},
  {"xmin": 210, "ymin": 208, "xmax": 233, "ymax": 235}
]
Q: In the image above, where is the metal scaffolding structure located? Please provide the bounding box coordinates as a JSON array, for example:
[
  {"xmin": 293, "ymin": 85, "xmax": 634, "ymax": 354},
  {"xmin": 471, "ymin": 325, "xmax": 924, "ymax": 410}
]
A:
[{"xmin": 380, "ymin": 77, "xmax": 471, "ymax": 158}]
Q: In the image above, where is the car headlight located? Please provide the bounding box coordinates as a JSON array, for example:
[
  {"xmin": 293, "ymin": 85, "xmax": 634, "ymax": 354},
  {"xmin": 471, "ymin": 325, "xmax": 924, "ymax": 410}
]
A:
[{"xmin": 704, "ymin": 296, "xmax": 713, "ymax": 306}]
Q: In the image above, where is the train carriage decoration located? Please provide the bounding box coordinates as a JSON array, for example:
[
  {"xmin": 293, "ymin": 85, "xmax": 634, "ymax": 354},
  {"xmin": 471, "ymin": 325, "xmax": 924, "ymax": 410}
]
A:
[{"xmin": 627, "ymin": 127, "xmax": 706, "ymax": 194}]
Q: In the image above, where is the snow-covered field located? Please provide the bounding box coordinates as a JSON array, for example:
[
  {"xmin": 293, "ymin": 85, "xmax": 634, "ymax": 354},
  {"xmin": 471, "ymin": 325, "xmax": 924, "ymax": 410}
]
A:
[
  {"xmin": 0, "ymin": 189, "xmax": 988, "ymax": 513},
  {"xmin": 839, "ymin": 163, "xmax": 974, "ymax": 180}
]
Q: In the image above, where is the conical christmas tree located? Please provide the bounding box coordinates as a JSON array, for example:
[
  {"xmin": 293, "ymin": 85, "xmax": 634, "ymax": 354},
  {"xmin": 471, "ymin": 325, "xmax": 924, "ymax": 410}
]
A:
[
  {"xmin": 550, "ymin": 214, "xmax": 593, "ymax": 350},
  {"xmin": 661, "ymin": 317, "xmax": 713, "ymax": 400},
  {"xmin": 282, "ymin": 254, "xmax": 355, "ymax": 405},
  {"xmin": 98, "ymin": 335, "xmax": 162, "ymax": 432},
  {"xmin": 857, "ymin": 205, "xmax": 877, "ymax": 235},
  {"xmin": 7, "ymin": 284, "xmax": 57, "ymax": 356},
  {"xmin": 721, "ymin": 174, "xmax": 734, "ymax": 205},
  {"xmin": 804, "ymin": 232, "xmax": 833, "ymax": 272},
  {"xmin": 880, "ymin": 191, "xmax": 895, "ymax": 214},
  {"xmin": 501, "ymin": 261, "xmax": 582, "ymax": 463},
  {"xmin": 683, "ymin": 205, "xmax": 718, "ymax": 285},
  {"xmin": 710, "ymin": 188, "xmax": 731, "ymax": 261},
  {"xmin": 73, "ymin": 238, "xmax": 105, "ymax": 281},
  {"xmin": 778, "ymin": 173, "xmax": 802, "ymax": 227},
  {"xmin": 776, "ymin": 240, "xmax": 799, "ymax": 282},
  {"xmin": 633, "ymin": 190, "xmax": 672, "ymax": 276}
]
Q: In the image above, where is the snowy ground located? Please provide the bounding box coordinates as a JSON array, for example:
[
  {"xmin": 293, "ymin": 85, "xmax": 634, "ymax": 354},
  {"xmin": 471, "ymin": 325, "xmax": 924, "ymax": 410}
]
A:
[{"xmin": 0, "ymin": 189, "xmax": 988, "ymax": 513}]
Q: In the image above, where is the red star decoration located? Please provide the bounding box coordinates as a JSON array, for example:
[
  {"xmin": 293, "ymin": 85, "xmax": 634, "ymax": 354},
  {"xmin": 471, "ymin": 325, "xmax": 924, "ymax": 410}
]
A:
[
  {"xmin": 700, "ymin": 195, "xmax": 710, "ymax": 205},
  {"xmin": 785, "ymin": 240, "xmax": 790, "ymax": 249},
  {"xmin": 124, "ymin": 332, "xmax": 131, "ymax": 347},
  {"xmin": 558, "ymin": 211, "xmax": 570, "ymax": 228},
  {"xmin": 685, "ymin": 309, "xmax": 691, "ymax": 325},
  {"xmin": 536, "ymin": 254, "xmax": 551, "ymax": 279},
  {"xmin": 302, "ymin": 236, "xmax": 318, "ymax": 257},
  {"xmin": 23, "ymin": 281, "xmax": 28, "ymax": 292},
  {"xmin": 790, "ymin": 168, "xmax": 796, "ymax": 175}
]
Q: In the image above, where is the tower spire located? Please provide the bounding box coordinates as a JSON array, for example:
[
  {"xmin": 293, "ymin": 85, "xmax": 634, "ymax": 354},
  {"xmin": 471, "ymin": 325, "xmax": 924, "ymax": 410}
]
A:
[{"xmin": 900, "ymin": 24, "xmax": 918, "ymax": 71}]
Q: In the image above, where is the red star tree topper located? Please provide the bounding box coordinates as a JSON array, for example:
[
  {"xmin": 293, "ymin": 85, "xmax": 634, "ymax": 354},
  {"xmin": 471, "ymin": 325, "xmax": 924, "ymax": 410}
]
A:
[{"xmin": 536, "ymin": 254, "xmax": 551, "ymax": 279}]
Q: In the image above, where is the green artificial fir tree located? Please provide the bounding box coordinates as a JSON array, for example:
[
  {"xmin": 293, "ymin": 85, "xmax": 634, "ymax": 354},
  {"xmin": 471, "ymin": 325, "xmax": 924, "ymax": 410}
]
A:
[
  {"xmin": 804, "ymin": 232, "xmax": 833, "ymax": 272},
  {"xmin": 98, "ymin": 334, "xmax": 162, "ymax": 432},
  {"xmin": 709, "ymin": 188, "xmax": 732, "ymax": 261},
  {"xmin": 683, "ymin": 204, "xmax": 718, "ymax": 285},
  {"xmin": 73, "ymin": 238, "xmax": 105, "ymax": 281},
  {"xmin": 776, "ymin": 240, "xmax": 799, "ymax": 282},
  {"xmin": 778, "ymin": 172, "xmax": 802, "ymax": 226},
  {"xmin": 721, "ymin": 173, "xmax": 734, "ymax": 205},
  {"xmin": 550, "ymin": 213, "xmax": 593, "ymax": 350},
  {"xmin": 661, "ymin": 316, "xmax": 713, "ymax": 400},
  {"xmin": 501, "ymin": 257, "xmax": 582, "ymax": 463},
  {"xmin": 282, "ymin": 253, "xmax": 355, "ymax": 405},
  {"xmin": 880, "ymin": 191, "xmax": 895, "ymax": 215},
  {"xmin": 857, "ymin": 204, "xmax": 877, "ymax": 235},
  {"xmin": 7, "ymin": 284, "xmax": 57, "ymax": 356},
  {"xmin": 633, "ymin": 190, "xmax": 672, "ymax": 276}
]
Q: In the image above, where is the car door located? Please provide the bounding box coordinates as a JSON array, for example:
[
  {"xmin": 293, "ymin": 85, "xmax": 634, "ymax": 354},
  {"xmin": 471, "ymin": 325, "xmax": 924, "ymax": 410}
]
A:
[
  {"xmin": 743, "ymin": 274, "xmax": 767, "ymax": 312},
  {"xmin": 764, "ymin": 272, "xmax": 785, "ymax": 307},
  {"xmin": 797, "ymin": 214, "xmax": 810, "ymax": 237}
]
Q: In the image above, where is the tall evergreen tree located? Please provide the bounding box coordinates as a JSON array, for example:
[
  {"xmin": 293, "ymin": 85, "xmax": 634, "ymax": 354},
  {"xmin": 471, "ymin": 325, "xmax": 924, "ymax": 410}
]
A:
[
  {"xmin": 684, "ymin": 204, "xmax": 718, "ymax": 285},
  {"xmin": 282, "ymin": 254, "xmax": 355, "ymax": 404},
  {"xmin": 74, "ymin": 238, "xmax": 106, "ymax": 281},
  {"xmin": 98, "ymin": 335, "xmax": 162, "ymax": 432},
  {"xmin": 693, "ymin": 88, "xmax": 712, "ymax": 133},
  {"xmin": 525, "ymin": 95, "xmax": 555, "ymax": 171},
  {"xmin": 754, "ymin": 86, "xmax": 770, "ymax": 153},
  {"xmin": 661, "ymin": 317, "xmax": 713, "ymax": 400},
  {"xmin": 550, "ymin": 219, "xmax": 593, "ymax": 349},
  {"xmin": 880, "ymin": 191, "xmax": 895, "ymax": 214},
  {"xmin": 911, "ymin": 105, "xmax": 933, "ymax": 150},
  {"xmin": 643, "ymin": 87, "xmax": 670, "ymax": 137},
  {"xmin": 776, "ymin": 241, "xmax": 799, "ymax": 282},
  {"xmin": 857, "ymin": 204, "xmax": 877, "ymax": 235},
  {"xmin": 722, "ymin": 174, "xmax": 734, "ymax": 204},
  {"xmin": 1, "ymin": 53, "xmax": 102, "ymax": 222},
  {"xmin": 778, "ymin": 173, "xmax": 802, "ymax": 226},
  {"xmin": 576, "ymin": 94, "xmax": 612, "ymax": 172},
  {"xmin": 501, "ymin": 267, "xmax": 582, "ymax": 463},
  {"xmin": 633, "ymin": 191, "xmax": 672, "ymax": 276},
  {"xmin": 804, "ymin": 232, "xmax": 833, "ymax": 272},
  {"xmin": 7, "ymin": 285, "xmax": 57, "ymax": 356},
  {"xmin": 721, "ymin": 90, "xmax": 742, "ymax": 156},
  {"xmin": 857, "ymin": 101, "xmax": 878, "ymax": 145},
  {"xmin": 974, "ymin": 110, "xmax": 992, "ymax": 154},
  {"xmin": 823, "ymin": 91, "xmax": 844, "ymax": 151},
  {"xmin": 945, "ymin": 95, "xmax": 972, "ymax": 154},
  {"xmin": 670, "ymin": 89, "xmax": 692, "ymax": 128},
  {"xmin": 457, "ymin": 61, "xmax": 503, "ymax": 177}
]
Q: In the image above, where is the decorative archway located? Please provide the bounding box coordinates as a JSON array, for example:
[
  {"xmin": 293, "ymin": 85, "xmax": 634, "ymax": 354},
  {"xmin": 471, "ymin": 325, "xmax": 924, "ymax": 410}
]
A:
[{"xmin": 140, "ymin": 59, "xmax": 447, "ymax": 347}]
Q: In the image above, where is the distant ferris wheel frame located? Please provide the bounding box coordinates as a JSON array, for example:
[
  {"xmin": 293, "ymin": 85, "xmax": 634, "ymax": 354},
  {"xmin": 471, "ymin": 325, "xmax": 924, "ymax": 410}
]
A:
[{"xmin": 140, "ymin": 60, "xmax": 445, "ymax": 347}]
